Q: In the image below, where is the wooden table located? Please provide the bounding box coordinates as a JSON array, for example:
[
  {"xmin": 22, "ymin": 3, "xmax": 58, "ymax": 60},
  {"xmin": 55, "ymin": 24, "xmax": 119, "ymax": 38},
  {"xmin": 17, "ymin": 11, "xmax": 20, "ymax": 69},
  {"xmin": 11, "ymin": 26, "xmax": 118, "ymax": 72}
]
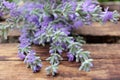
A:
[{"xmin": 0, "ymin": 22, "xmax": 120, "ymax": 80}]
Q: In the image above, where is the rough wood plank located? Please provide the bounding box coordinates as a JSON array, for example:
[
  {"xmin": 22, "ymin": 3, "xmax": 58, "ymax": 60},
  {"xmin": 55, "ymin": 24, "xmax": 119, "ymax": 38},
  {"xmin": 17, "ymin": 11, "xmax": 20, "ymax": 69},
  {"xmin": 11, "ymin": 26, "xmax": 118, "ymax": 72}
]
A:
[
  {"xmin": 7, "ymin": 21, "xmax": 120, "ymax": 37},
  {"xmin": 0, "ymin": 43, "xmax": 120, "ymax": 61},
  {"xmin": 0, "ymin": 61, "xmax": 54, "ymax": 80},
  {"xmin": 0, "ymin": 44, "xmax": 120, "ymax": 79},
  {"xmin": 101, "ymin": 2, "xmax": 120, "ymax": 12},
  {"xmin": 75, "ymin": 21, "xmax": 120, "ymax": 36},
  {"xmin": 8, "ymin": 29, "xmax": 20, "ymax": 37},
  {"xmin": 0, "ymin": 59, "xmax": 120, "ymax": 80}
]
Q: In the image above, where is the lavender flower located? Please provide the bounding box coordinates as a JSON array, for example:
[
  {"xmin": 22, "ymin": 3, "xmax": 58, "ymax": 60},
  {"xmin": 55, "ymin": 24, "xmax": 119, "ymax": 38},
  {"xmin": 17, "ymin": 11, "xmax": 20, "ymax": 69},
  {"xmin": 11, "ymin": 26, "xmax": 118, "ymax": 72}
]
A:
[
  {"xmin": 40, "ymin": 15, "xmax": 54, "ymax": 27},
  {"xmin": 26, "ymin": 14, "xmax": 39, "ymax": 25},
  {"xmin": 81, "ymin": 0, "xmax": 96, "ymax": 13},
  {"xmin": 32, "ymin": 64, "xmax": 42, "ymax": 73},
  {"xmin": 73, "ymin": 20, "xmax": 83, "ymax": 28},
  {"xmin": 25, "ymin": 51, "xmax": 36, "ymax": 63},
  {"xmin": 3, "ymin": 0, "xmax": 16, "ymax": 10},
  {"xmin": 24, "ymin": 50, "xmax": 42, "ymax": 72},
  {"xmin": 18, "ymin": 51, "xmax": 26, "ymax": 60},
  {"xmin": 19, "ymin": 37, "xmax": 31, "ymax": 48},
  {"xmin": 101, "ymin": 8, "xmax": 113, "ymax": 23},
  {"xmin": 10, "ymin": 10, "xmax": 21, "ymax": 17},
  {"xmin": 21, "ymin": 2, "xmax": 43, "ymax": 12},
  {"xmin": 69, "ymin": 1, "xmax": 77, "ymax": 11},
  {"xmin": 67, "ymin": 53, "xmax": 74, "ymax": 62},
  {"xmin": 68, "ymin": 14, "xmax": 76, "ymax": 21},
  {"xmin": 60, "ymin": 27, "xmax": 70, "ymax": 35},
  {"xmin": 0, "ymin": 11, "xmax": 3, "ymax": 16}
]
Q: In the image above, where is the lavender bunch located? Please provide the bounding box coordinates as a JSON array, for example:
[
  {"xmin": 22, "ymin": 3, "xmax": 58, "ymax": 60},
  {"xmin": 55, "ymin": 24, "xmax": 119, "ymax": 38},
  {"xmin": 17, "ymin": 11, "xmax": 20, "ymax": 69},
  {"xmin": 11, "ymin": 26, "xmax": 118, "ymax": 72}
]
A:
[{"xmin": 0, "ymin": 0, "xmax": 119, "ymax": 76}]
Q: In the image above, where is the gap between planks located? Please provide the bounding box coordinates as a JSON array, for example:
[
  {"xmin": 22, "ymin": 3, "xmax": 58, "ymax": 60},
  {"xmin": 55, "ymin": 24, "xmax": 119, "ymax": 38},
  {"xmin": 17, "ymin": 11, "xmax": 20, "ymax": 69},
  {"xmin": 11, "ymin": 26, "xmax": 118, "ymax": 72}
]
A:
[{"xmin": 0, "ymin": 43, "xmax": 120, "ymax": 61}]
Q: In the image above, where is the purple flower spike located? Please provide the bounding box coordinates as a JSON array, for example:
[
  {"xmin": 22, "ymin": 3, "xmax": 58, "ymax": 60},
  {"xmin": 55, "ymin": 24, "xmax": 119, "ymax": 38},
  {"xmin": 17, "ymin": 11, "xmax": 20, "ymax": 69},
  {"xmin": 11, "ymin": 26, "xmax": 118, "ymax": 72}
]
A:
[
  {"xmin": 70, "ymin": 1, "xmax": 77, "ymax": 11},
  {"xmin": 49, "ymin": 49, "xmax": 54, "ymax": 54},
  {"xmin": 67, "ymin": 53, "xmax": 74, "ymax": 62},
  {"xmin": 26, "ymin": 14, "xmax": 39, "ymax": 25},
  {"xmin": 33, "ymin": 40, "xmax": 39, "ymax": 45},
  {"xmin": 3, "ymin": 0, "xmax": 16, "ymax": 10},
  {"xmin": 19, "ymin": 40, "xmax": 31, "ymax": 49},
  {"xmin": 24, "ymin": 50, "xmax": 42, "ymax": 73},
  {"xmin": 68, "ymin": 14, "xmax": 76, "ymax": 20},
  {"xmin": 43, "ymin": 15, "xmax": 54, "ymax": 22},
  {"xmin": 33, "ymin": 64, "xmax": 42, "ymax": 73},
  {"xmin": 25, "ymin": 53, "xmax": 36, "ymax": 63},
  {"xmin": 29, "ymin": 50, "xmax": 36, "ymax": 54},
  {"xmin": 82, "ymin": 0, "xmax": 96, "ymax": 12},
  {"xmin": 10, "ymin": 10, "xmax": 21, "ymax": 17},
  {"xmin": 25, "ymin": 50, "xmax": 37, "ymax": 63},
  {"xmin": 18, "ymin": 51, "xmax": 26, "ymax": 60},
  {"xmin": 57, "ymin": 49, "xmax": 62, "ymax": 54},
  {"xmin": 73, "ymin": 20, "xmax": 83, "ymax": 28},
  {"xmin": 0, "ymin": 11, "xmax": 3, "ymax": 17},
  {"xmin": 60, "ymin": 28, "xmax": 70, "ymax": 35},
  {"xmin": 101, "ymin": 7, "xmax": 113, "ymax": 23}
]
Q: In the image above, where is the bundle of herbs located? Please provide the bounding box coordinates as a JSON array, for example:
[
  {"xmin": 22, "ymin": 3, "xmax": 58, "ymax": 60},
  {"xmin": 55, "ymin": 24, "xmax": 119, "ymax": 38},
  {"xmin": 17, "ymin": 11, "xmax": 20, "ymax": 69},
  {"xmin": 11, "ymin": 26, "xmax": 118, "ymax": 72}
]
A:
[{"xmin": 0, "ymin": 0, "xmax": 119, "ymax": 76}]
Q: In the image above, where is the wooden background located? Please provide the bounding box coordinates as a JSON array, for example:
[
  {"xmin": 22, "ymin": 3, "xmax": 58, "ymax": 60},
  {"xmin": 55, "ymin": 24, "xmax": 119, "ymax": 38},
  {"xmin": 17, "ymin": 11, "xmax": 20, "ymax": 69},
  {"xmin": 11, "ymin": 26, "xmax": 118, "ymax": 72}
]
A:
[
  {"xmin": 0, "ymin": 21, "xmax": 120, "ymax": 80},
  {"xmin": 0, "ymin": 3, "xmax": 120, "ymax": 80}
]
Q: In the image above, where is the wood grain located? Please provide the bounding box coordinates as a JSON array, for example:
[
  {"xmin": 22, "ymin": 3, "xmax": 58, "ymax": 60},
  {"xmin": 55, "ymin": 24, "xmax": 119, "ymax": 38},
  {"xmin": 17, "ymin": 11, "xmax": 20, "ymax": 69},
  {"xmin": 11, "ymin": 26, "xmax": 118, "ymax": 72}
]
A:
[
  {"xmin": 0, "ymin": 43, "xmax": 120, "ymax": 61},
  {"xmin": 8, "ymin": 29, "xmax": 20, "ymax": 37},
  {"xmin": 7, "ymin": 21, "xmax": 120, "ymax": 38},
  {"xmin": 101, "ymin": 2, "xmax": 120, "ymax": 12},
  {"xmin": 0, "ymin": 60, "xmax": 119, "ymax": 80},
  {"xmin": 0, "ymin": 43, "xmax": 120, "ymax": 80},
  {"xmin": 75, "ymin": 21, "xmax": 120, "ymax": 36}
]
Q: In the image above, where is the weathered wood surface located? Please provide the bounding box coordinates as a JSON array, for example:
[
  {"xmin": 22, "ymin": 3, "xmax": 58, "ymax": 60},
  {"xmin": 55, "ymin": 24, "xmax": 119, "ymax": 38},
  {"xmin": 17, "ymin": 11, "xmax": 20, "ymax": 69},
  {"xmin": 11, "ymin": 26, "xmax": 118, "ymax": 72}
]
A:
[
  {"xmin": 101, "ymin": 2, "xmax": 120, "ymax": 12},
  {"xmin": 8, "ymin": 21, "xmax": 120, "ymax": 38},
  {"xmin": 75, "ymin": 21, "xmax": 120, "ymax": 36},
  {"xmin": 0, "ymin": 43, "xmax": 120, "ymax": 80},
  {"xmin": 8, "ymin": 29, "xmax": 20, "ymax": 37}
]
